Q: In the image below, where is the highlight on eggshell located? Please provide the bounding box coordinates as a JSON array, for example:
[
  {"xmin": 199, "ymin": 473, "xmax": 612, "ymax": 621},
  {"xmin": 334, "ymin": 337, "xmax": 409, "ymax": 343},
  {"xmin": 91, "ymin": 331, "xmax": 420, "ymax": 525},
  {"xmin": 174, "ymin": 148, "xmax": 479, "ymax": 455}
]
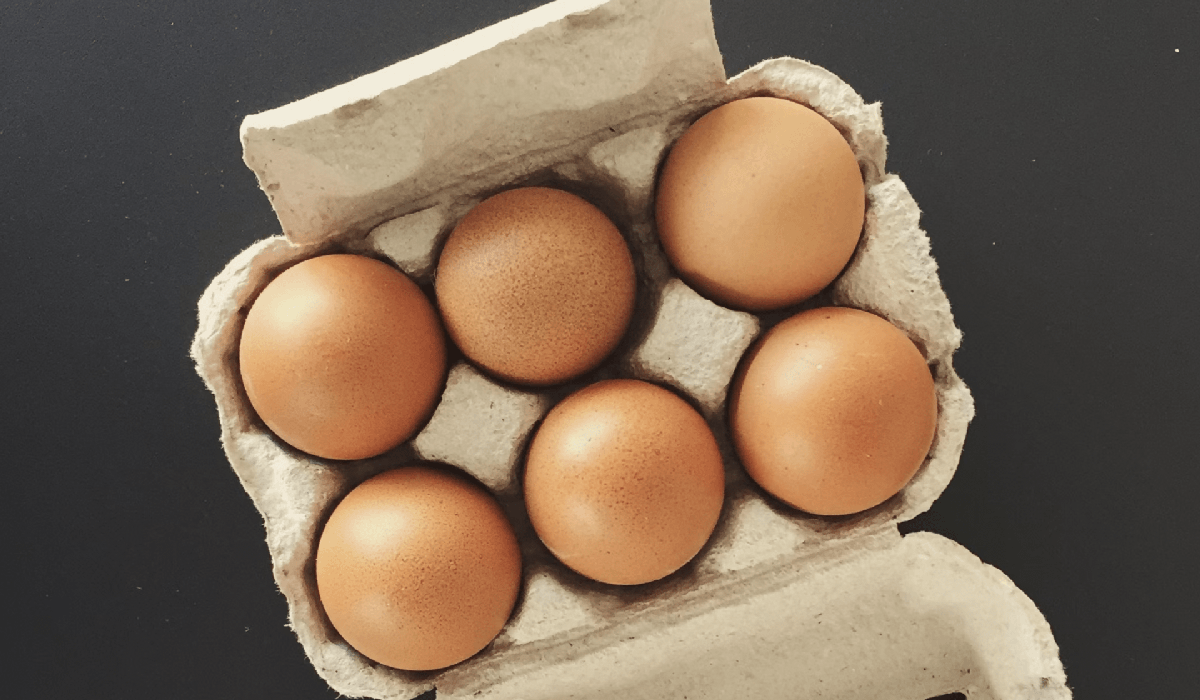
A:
[
  {"xmin": 315, "ymin": 464, "xmax": 523, "ymax": 671},
  {"xmin": 655, "ymin": 96, "xmax": 865, "ymax": 312},
  {"xmin": 728, "ymin": 306, "xmax": 938, "ymax": 516},
  {"xmin": 238, "ymin": 253, "xmax": 447, "ymax": 461},
  {"xmin": 523, "ymin": 378, "xmax": 726, "ymax": 586},
  {"xmin": 435, "ymin": 186, "xmax": 637, "ymax": 387}
]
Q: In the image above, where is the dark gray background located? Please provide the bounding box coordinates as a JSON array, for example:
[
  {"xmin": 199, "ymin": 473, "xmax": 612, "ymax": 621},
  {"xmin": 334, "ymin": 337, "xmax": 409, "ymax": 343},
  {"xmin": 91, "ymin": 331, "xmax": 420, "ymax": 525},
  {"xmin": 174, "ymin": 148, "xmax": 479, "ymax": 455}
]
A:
[{"xmin": 3, "ymin": 1, "xmax": 1196, "ymax": 698}]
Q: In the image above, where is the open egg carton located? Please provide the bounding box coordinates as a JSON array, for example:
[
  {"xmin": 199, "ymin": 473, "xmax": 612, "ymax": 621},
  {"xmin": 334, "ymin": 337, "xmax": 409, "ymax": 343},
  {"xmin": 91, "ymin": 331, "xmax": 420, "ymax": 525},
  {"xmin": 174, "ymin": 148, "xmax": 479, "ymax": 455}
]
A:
[{"xmin": 190, "ymin": 0, "xmax": 1070, "ymax": 697}]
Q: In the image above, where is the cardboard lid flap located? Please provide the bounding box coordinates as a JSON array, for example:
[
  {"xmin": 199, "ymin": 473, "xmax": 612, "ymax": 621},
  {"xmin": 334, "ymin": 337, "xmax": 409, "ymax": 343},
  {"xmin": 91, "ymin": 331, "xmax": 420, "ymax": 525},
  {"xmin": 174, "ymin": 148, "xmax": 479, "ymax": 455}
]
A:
[{"xmin": 240, "ymin": 0, "xmax": 725, "ymax": 244}]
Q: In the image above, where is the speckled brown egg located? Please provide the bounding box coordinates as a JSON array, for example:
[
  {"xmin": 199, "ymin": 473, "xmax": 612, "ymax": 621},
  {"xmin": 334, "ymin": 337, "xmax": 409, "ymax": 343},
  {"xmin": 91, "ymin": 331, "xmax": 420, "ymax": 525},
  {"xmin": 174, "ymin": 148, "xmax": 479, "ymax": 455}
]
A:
[
  {"xmin": 655, "ymin": 96, "xmax": 865, "ymax": 311},
  {"xmin": 315, "ymin": 465, "xmax": 522, "ymax": 671},
  {"xmin": 524, "ymin": 379, "xmax": 725, "ymax": 585},
  {"xmin": 729, "ymin": 307, "xmax": 938, "ymax": 516},
  {"xmin": 238, "ymin": 254, "xmax": 446, "ymax": 461},
  {"xmin": 435, "ymin": 187, "xmax": 636, "ymax": 386}
]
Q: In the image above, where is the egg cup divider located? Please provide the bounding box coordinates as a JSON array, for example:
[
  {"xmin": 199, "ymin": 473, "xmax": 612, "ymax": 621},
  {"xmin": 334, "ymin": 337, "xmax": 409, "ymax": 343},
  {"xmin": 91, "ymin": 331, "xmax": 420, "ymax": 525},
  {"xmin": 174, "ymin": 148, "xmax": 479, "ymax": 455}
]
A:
[{"xmin": 191, "ymin": 0, "xmax": 1070, "ymax": 697}]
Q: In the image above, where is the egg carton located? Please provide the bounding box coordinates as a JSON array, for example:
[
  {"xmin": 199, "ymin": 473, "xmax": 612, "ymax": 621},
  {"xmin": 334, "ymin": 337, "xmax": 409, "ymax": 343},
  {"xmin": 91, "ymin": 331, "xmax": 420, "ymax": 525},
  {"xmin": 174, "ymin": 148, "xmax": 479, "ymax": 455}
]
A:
[{"xmin": 189, "ymin": 0, "xmax": 1070, "ymax": 698}]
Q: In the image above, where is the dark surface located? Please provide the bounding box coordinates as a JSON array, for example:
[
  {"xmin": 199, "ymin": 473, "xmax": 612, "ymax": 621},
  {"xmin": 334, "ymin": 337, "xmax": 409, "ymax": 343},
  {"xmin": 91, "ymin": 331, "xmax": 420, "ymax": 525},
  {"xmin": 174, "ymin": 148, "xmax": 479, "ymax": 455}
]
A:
[{"xmin": 3, "ymin": 1, "xmax": 1196, "ymax": 698}]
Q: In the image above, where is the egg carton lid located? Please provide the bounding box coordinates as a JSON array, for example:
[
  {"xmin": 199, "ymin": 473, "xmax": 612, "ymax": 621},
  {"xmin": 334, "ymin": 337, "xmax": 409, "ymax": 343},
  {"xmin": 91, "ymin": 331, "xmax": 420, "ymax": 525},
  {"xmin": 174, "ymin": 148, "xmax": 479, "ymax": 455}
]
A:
[
  {"xmin": 240, "ymin": 0, "xmax": 726, "ymax": 246},
  {"xmin": 193, "ymin": 0, "xmax": 1073, "ymax": 698},
  {"xmin": 439, "ymin": 530, "xmax": 1066, "ymax": 700}
]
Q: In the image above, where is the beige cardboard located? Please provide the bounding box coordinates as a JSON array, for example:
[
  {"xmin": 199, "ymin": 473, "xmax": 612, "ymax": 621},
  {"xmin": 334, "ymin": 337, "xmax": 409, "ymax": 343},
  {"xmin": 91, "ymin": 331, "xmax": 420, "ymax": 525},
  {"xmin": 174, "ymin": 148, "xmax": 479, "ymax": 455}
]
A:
[
  {"xmin": 239, "ymin": 0, "xmax": 725, "ymax": 246},
  {"xmin": 192, "ymin": 0, "xmax": 1070, "ymax": 698},
  {"xmin": 448, "ymin": 532, "xmax": 1064, "ymax": 700}
]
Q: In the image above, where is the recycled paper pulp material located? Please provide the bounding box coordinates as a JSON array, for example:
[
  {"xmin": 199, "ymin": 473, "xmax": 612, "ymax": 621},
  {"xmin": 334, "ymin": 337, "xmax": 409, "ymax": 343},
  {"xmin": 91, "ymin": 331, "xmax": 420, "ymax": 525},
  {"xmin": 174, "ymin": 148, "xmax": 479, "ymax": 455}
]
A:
[{"xmin": 190, "ymin": 0, "xmax": 1070, "ymax": 698}]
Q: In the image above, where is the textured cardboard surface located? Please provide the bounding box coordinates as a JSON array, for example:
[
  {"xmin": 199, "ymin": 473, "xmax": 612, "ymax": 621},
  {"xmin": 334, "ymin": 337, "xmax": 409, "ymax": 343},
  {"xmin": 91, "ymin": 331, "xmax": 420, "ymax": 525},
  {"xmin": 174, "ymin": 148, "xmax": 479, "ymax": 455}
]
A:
[
  {"xmin": 191, "ymin": 0, "xmax": 1068, "ymax": 697},
  {"xmin": 239, "ymin": 0, "xmax": 725, "ymax": 246}
]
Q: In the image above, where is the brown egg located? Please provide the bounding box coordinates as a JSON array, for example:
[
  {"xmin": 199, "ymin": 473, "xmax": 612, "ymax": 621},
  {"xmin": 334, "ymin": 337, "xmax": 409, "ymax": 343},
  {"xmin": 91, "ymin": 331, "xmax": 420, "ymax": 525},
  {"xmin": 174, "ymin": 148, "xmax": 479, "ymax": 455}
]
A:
[
  {"xmin": 435, "ymin": 187, "xmax": 636, "ymax": 386},
  {"xmin": 239, "ymin": 254, "xmax": 446, "ymax": 461},
  {"xmin": 315, "ymin": 465, "xmax": 522, "ymax": 671},
  {"xmin": 729, "ymin": 307, "xmax": 937, "ymax": 516},
  {"xmin": 524, "ymin": 379, "xmax": 725, "ymax": 585},
  {"xmin": 655, "ymin": 96, "xmax": 865, "ymax": 311}
]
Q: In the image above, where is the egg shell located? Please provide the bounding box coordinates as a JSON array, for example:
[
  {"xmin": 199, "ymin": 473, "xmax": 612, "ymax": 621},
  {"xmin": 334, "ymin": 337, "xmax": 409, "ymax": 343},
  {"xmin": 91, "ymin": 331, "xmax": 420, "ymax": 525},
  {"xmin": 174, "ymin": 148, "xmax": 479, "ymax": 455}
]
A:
[
  {"xmin": 435, "ymin": 187, "xmax": 636, "ymax": 386},
  {"xmin": 238, "ymin": 254, "xmax": 446, "ymax": 461},
  {"xmin": 655, "ymin": 96, "xmax": 865, "ymax": 311},
  {"xmin": 315, "ymin": 465, "xmax": 523, "ymax": 671},
  {"xmin": 524, "ymin": 379, "xmax": 725, "ymax": 585},
  {"xmin": 191, "ymin": 0, "xmax": 1068, "ymax": 698},
  {"xmin": 729, "ymin": 307, "xmax": 939, "ymax": 516}
]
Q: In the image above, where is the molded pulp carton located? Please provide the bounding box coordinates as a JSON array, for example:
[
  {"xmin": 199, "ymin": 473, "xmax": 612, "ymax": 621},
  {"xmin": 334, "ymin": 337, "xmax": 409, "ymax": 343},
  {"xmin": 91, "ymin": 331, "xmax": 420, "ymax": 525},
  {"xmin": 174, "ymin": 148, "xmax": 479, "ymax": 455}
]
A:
[{"xmin": 191, "ymin": 0, "xmax": 1071, "ymax": 697}]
